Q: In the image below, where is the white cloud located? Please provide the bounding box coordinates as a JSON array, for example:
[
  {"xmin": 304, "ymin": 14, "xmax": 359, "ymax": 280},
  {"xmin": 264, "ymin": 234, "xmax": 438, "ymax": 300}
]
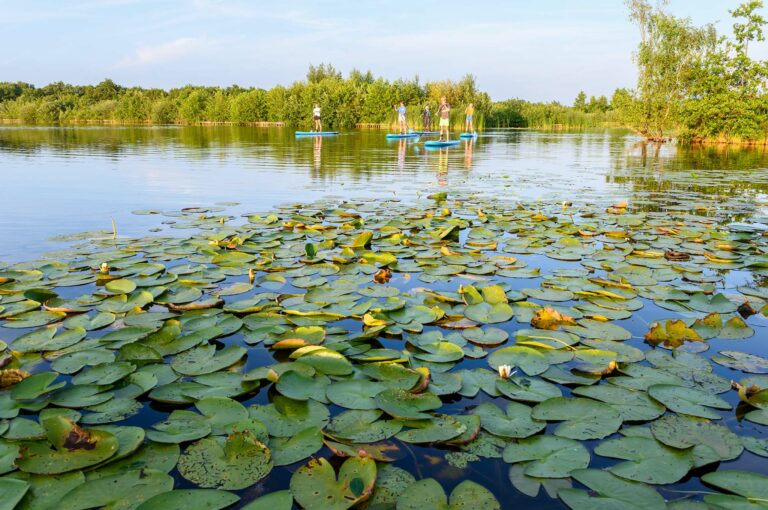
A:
[{"xmin": 114, "ymin": 37, "xmax": 204, "ymax": 68}]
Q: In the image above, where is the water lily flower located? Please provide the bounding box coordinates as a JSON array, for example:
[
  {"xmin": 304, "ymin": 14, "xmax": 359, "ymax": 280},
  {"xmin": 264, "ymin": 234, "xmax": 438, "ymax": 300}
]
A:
[
  {"xmin": 498, "ymin": 364, "xmax": 513, "ymax": 379},
  {"xmin": 99, "ymin": 263, "xmax": 109, "ymax": 274}
]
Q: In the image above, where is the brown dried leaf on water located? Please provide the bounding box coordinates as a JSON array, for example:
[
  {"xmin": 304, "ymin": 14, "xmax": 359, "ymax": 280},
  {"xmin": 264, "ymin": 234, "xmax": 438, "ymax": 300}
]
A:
[
  {"xmin": 373, "ymin": 268, "xmax": 392, "ymax": 284},
  {"xmin": 530, "ymin": 307, "xmax": 576, "ymax": 330},
  {"xmin": 664, "ymin": 249, "xmax": 690, "ymax": 261},
  {"xmin": 0, "ymin": 368, "xmax": 30, "ymax": 388}
]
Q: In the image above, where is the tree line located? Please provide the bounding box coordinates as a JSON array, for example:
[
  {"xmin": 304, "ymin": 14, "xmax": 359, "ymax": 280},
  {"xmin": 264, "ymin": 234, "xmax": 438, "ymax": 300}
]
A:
[{"xmin": 0, "ymin": 65, "xmax": 493, "ymax": 129}]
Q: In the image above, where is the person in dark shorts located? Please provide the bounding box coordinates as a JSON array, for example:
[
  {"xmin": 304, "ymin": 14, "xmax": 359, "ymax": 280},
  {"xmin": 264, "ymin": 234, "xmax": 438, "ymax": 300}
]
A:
[
  {"xmin": 313, "ymin": 104, "xmax": 321, "ymax": 132},
  {"xmin": 423, "ymin": 105, "xmax": 432, "ymax": 131}
]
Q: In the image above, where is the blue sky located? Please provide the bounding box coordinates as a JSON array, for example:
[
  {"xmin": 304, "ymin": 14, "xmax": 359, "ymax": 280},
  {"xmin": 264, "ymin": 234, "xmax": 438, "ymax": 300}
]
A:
[{"xmin": 1, "ymin": 0, "xmax": 765, "ymax": 102}]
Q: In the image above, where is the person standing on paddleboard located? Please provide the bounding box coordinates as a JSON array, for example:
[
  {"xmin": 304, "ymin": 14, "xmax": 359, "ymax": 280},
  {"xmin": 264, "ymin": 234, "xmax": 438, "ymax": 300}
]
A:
[
  {"xmin": 313, "ymin": 104, "xmax": 322, "ymax": 132},
  {"xmin": 465, "ymin": 103, "xmax": 475, "ymax": 134},
  {"xmin": 423, "ymin": 105, "xmax": 432, "ymax": 131},
  {"xmin": 438, "ymin": 97, "xmax": 451, "ymax": 141},
  {"xmin": 396, "ymin": 102, "xmax": 407, "ymax": 134}
]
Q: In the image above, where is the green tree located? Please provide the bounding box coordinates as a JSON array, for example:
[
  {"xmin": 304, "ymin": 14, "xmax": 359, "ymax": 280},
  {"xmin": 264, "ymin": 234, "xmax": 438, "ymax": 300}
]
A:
[
  {"xmin": 679, "ymin": 1, "xmax": 768, "ymax": 142},
  {"xmin": 625, "ymin": 0, "xmax": 716, "ymax": 141},
  {"xmin": 573, "ymin": 91, "xmax": 587, "ymax": 111}
]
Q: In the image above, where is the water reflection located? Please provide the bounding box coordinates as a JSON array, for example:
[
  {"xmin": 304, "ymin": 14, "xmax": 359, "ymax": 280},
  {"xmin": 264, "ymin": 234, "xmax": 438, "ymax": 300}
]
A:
[{"xmin": 3, "ymin": 125, "xmax": 768, "ymax": 261}]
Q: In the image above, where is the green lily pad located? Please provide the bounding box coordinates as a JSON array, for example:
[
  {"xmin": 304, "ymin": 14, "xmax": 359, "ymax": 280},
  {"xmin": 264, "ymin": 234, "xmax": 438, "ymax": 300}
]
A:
[
  {"xmin": 326, "ymin": 379, "xmax": 386, "ymax": 409},
  {"xmin": 496, "ymin": 376, "xmax": 562, "ymax": 403},
  {"xmin": 531, "ymin": 397, "xmax": 623, "ymax": 439},
  {"xmin": 502, "ymin": 435, "xmax": 590, "ymax": 478},
  {"xmin": 178, "ymin": 430, "xmax": 273, "ymax": 490},
  {"xmin": 135, "ymin": 489, "xmax": 240, "ymax": 510},
  {"xmin": 289, "ymin": 456, "xmax": 376, "ymax": 510},
  {"xmin": 0, "ymin": 478, "xmax": 29, "ymax": 510},
  {"xmin": 593, "ymin": 436, "xmax": 694, "ymax": 484},
  {"xmin": 171, "ymin": 344, "xmax": 246, "ymax": 376},
  {"xmin": 17, "ymin": 417, "xmax": 119, "ymax": 474},
  {"xmin": 269, "ymin": 426, "xmax": 323, "ymax": 466},
  {"xmin": 375, "ymin": 388, "xmax": 442, "ymax": 419},
  {"xmin": 395, "ymin": 414, "xmax": 467, "ymax": 443},
  {"xmin": 58, "ymin": 469, "xmax": 174, "ymax": 510},
  {"xmin": 558, "ymin": 468, "xmax": 666, "ymax": 510},
  {"xmin": 240, "ymin": 490, "xmax": 293, "ymax": 510},
  {"xmin": 249, "ymin": 396, "xmax": 329, "ymax": 437},
  {"xmin": 488, "ymin": 346, "xmax": 572, "ymax": 376},
  {"xmin": 711, "ymin": 350, "xmax": 768, "ymax": 373},
  {"xmin": 396, "ymin": 478, "xmax": 500, "ymax": 510},
  {"xmin": 572, "ymin": 385, "xmax": 665, "ymax": 421},
  {"xmin": 701, "ymin": 470, "xmax": 768, "ymax": 509},
  {"xmin": 105, "ymin": 279, "xmax": 137, "ymax": 294},
  {"xmin": 472, "ymin": 401, "xmax": 545, "ymax": 438},
  {"xmin": 647, "ymin": 384, "xmax": 731, "ymax": 419},
  {"xmin": 367, "ymin": 464, "xmax": 417, "ymax": 507},
  {"xmin": 650, "ymin": 414, "xmax": 743, "ymax": 466},
  {"xmin": 326, "ymin": 409, "xmax": 402, "ymax": 443},
  {"xmin": 508, "ymin": 463, "xmax": 571, "ymax": 498}
]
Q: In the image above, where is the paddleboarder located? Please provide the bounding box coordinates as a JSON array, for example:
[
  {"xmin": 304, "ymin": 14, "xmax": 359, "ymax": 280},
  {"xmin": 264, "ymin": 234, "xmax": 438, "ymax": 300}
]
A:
[
  {"xmin": 312, "ymin": 104, "xmax": 322, "ymax": 132},
  {"xmin": 396, "ymin": 102, "xmax": 407, "ymax": 134},
  {"xmin": 465, "ymin": 103, "xmax": 475, "ymax": 134},
  {"xmin": 423, "ymin": 105, "xmax": 432, "ymax": 131},
  {"xmin": 437, "ymin": 97, "xmax": 451, "ymax": 141}
]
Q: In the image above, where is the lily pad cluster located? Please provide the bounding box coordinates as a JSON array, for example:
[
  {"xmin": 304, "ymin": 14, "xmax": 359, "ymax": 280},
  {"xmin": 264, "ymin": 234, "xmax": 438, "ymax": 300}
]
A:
[{"xmin": 0, "ymin": 194, "xmax": 767, "ymax": 509}]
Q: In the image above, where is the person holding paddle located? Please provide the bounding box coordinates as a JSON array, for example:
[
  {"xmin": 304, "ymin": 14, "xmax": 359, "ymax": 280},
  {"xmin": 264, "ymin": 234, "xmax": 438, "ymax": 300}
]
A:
[
  {"xmin": 437, "ymin": 97, "xmax": 451, "ymax": 141},
  {"xmin": 312, "ymin": 104, "xmax": 322, "ymax": 132},
  {"xmin": 396, "ymin": 102, "xmax": 407, "ymax": 134}
]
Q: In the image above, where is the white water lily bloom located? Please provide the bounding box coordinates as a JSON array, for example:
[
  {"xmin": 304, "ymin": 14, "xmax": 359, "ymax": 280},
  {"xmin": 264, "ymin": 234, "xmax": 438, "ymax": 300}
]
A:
[
  {"xmin": 498, "ymin": 364, "xmax": 513, "ymax": 379},
  {"xmin": 99, "ymin": 263, "xmax": 109, "ymax": 274}
]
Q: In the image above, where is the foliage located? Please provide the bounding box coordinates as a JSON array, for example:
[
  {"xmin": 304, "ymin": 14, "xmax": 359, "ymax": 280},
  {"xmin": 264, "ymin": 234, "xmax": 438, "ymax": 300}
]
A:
[
  {"xmin": 0, "ymin": 68, "xmax": 491, "ymax": 129},
  {"xmin": 618, "ymin": 0, "xmax": 768, "ymax": 144}
]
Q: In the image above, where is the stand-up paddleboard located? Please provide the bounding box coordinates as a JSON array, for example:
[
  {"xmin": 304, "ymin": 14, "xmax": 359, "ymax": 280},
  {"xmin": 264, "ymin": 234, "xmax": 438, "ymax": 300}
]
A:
[
  {"xmin": 295, "ymin": 131, "xmax": 339, "ymax": 136},
  {"xmin": 412, "ymin": 131, "xmax": 440, "ymax": 135},
  {"xmin": 386, "ymin": 133, "xmax": 419, "ymax": 139},
  {"xmin": 459, "ymin": 133, "xmax": 477, "ymax": 139},
  {"xmin": 424, "ymin": 140, "xmax": 460, "ymax": 148}
]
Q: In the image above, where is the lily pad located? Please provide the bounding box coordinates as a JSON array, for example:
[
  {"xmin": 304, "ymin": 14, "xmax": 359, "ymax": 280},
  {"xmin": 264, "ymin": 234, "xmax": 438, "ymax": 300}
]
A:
[
  {"xmin": 178, "ymin": 430, "xmax": 273, "ymax": 490},
  {"xmin": 502, "ymin": 435, "xmax": 590, "ymax": 478},
  {"xmin": 289, "ymin": 456, "xmax": 376, "ymax": 510}
]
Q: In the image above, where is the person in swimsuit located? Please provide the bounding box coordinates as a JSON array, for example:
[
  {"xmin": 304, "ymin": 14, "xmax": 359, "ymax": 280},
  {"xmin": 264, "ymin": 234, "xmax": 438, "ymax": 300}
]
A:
[
  {"xmin": 437, "ymin": 96, "xmax": 451, "ymax": 141},
  {"xmin": 313, "ymin": 104, "xmax": 321, "ymax": 132},
  {"xmin": 423, "ymin": 105, "xmax": 431, "ymax": 131},
  {"xmin": 465, "ymin": 103, "xmax": 475, "ymax": 134},
  {"xmin": 396, "ymin": 102, "xmax": 407, "ymax": 134}
]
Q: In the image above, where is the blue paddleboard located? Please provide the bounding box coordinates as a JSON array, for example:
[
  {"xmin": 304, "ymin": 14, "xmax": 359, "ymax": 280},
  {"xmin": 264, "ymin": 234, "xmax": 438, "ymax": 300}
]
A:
[
  {"xmin": 386, "ymin": 133, "xmax": 419, "ymax": 139},
  {"xmin": 295, "ymin": 131, "xmax": 338, "ymax": 136},
  {"xmin": 459, "ymin": 133, "xmax": 477, "ymax": 139},
  {"xmin": 424, "ymin": 140, "xmax": 460, "ymax": 148}
]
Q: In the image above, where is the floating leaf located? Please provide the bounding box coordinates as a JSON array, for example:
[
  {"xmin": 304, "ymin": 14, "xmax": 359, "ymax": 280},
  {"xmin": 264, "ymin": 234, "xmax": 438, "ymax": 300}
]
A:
[
  {"xmin": 178, "ymin": 430, "xmax": 272, "ymax": 490},
  {"xmin": 289, "ymin": 456, "xmax": 376, "ymax": 510},
  {"xmin": 502, "ymin": 435, "xmax": 590, "ymax": 478}
]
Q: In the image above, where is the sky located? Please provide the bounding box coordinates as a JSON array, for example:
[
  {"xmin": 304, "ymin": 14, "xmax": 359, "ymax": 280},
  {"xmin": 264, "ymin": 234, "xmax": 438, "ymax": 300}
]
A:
[{"xmin": 1, "ymin": 0, "xmax": 766, "ymax": 103}]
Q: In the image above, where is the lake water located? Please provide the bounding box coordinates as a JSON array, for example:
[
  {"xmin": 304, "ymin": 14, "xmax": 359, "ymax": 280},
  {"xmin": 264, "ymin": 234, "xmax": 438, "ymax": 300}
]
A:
[
  {"xmin": 4, "ymin": 125, "xmax": 768, "ymax": 262},
  {"xmin": 1, "ymin": 126, "xmax": 768, "ymax": 509}
]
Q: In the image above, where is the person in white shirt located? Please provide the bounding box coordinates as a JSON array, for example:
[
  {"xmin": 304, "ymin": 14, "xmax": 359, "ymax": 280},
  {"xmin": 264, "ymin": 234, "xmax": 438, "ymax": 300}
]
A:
[{"xmin": 313, "ymin": 104, "xmax": 322, "ymax": 132}]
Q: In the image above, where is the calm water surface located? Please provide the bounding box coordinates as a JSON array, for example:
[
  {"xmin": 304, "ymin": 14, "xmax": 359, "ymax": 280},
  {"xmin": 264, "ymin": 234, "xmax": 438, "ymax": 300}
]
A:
[
  {"xmin": 1, "ymin": 126, "xmax": 768, "ymax": 509},
  {"xmin": 3, "ymin": 125, "xmax": 768, "ymax": 261}
]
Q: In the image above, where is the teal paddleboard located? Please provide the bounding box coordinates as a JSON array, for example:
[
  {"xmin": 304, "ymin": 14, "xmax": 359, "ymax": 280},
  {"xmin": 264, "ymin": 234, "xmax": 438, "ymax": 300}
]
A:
[
  {"xmin": 424, "ymin": 140, "xmax": 460, "ymax": 147},
  {"xmin": 295, "ymin": 131, "xmax": 338, "ymax": 136},
  {"xmin": 386, "ymin": 133, "xmax": 419, "ymax": 139},
  {"xmin": 459, "ymin": 133, "xmax": 477, "ymax": 139}
]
